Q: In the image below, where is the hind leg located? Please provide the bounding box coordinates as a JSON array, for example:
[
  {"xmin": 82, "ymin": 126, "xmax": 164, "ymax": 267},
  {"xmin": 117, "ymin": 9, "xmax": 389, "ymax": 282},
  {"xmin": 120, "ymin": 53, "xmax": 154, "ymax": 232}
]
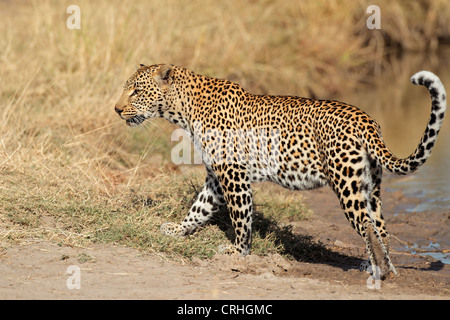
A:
[
  {"xmin": 367, "ymin": 163, "xmax": 390, "ymax": 255},
  {"xmin": 359, "ymin": 186, "xmax": 392, "ymax": 277},
  {"xmin": 337, "ymin": 183, "xmax": 393, "ymax": 278},
  {"xmin": 330, "ymin": 153, "xmax": 394, "ymax": 279},
  {"xmin": 359, "ymin": 161, "xmax": 394, "ymax": 278}
]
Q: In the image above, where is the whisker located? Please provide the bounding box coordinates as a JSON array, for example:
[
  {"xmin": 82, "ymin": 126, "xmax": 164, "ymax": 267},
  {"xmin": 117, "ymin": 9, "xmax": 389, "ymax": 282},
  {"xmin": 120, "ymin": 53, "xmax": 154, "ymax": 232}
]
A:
[{"xmin": 65, "ymin": 120, "xmax": 123, "ymax": 145}]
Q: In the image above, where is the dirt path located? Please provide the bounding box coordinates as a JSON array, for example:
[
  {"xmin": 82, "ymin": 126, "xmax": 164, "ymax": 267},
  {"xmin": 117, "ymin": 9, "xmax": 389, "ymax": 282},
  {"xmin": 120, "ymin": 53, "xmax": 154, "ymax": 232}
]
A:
[
  {"xmin": 0, "ymin": 239, "xmax": 448, "ymax": 300},
  {"xmin": 1, "ymin": 180, "xmax": 449, "ymax": 300}
]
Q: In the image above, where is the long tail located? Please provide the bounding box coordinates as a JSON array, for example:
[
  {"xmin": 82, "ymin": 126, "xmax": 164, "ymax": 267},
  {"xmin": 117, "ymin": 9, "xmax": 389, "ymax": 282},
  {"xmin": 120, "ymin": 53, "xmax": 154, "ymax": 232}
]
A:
[{"xmin": 366, "ymin": 71, "xmax": 447, "ymax": 175}]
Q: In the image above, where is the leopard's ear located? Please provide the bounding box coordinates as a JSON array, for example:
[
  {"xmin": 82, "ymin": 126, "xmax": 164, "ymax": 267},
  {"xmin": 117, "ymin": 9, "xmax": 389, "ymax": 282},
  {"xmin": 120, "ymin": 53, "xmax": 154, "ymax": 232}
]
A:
[
  {"xmin": 136, "ymin": 63, "xmax": 146, "ymax": 70},
  {"xmin": 154, "ymin": 64, "xmax": 174, "ymax": 87}
]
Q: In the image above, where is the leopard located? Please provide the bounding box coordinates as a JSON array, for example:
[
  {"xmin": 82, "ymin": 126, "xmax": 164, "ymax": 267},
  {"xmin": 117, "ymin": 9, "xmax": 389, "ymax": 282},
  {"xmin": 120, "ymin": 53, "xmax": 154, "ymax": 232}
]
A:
[{"xmin": 115, "ymin": 64, "xmax": 446, "ymax": 279}]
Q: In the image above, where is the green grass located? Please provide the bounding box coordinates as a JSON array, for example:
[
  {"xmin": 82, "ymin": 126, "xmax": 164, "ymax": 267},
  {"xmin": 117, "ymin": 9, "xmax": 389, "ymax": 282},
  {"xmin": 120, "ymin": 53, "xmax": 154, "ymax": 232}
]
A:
[{"xmin": 0, "ymin": 166, "xmax": 317, "ymax": 261}]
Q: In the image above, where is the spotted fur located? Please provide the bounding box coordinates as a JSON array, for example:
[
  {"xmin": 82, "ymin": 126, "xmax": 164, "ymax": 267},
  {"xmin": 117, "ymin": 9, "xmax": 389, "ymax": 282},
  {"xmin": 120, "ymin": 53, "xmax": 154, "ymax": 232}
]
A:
[{"xmin": 115, "ymin": 64, "xmax": 446, "ymax": 279}]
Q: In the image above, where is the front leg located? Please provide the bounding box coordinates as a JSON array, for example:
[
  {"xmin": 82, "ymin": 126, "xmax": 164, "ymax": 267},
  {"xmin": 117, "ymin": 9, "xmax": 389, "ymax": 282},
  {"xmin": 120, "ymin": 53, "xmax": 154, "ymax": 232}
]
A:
[
  {"xmin": 160, "ymin": 170, "xmax": 225, "ymax": 237},
  {"xmin": 215, "ymin": 165, "xmax": 253, "ymax": 256}
]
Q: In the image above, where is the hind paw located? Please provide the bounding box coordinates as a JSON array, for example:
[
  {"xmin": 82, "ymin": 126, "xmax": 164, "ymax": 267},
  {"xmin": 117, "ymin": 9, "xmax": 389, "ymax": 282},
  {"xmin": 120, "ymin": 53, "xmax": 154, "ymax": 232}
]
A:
[{"xmin": 359, "ymin": 260, "xmax": 372, "ymax": 273}]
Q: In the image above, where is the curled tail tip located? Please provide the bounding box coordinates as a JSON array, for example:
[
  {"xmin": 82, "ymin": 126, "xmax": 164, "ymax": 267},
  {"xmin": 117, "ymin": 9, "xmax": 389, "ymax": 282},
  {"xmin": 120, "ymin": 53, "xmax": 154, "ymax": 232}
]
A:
[
  {"xmin": 410, "ymin": 70, "xmax": 440, "ymax": 86},
  {"xmin": 410, "ymin": 70, "xmax": 446, "ymax": 108},
  {"xmin": 379, "ymin": 71, "xmax": 447, "ymax": 175}
]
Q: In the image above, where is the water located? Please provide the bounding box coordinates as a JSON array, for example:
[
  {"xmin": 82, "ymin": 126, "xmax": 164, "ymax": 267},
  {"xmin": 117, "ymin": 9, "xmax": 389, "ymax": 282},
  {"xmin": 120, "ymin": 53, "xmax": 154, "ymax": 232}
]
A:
[
  {"xmin": 417, "ymin": 243, "xmax": 450, "ymax": 265},
  {"xmin": 388, "ymin": 151, "xmax": 450, "ymax": 214}
]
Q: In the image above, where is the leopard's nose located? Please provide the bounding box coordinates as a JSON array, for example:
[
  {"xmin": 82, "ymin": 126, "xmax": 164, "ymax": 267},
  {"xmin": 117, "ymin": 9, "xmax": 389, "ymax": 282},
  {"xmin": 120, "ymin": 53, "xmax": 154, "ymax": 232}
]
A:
[{"xmin": 114, "ymin": 105, "xmax": 123, "ymax": 115}]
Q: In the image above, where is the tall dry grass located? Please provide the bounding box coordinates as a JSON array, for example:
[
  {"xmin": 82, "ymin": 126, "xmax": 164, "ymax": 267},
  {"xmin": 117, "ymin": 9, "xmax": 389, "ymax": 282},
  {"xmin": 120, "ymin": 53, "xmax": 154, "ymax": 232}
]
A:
[{"xmin": 0, "ymin": 0, "xmax": 449, "ymax": 255}]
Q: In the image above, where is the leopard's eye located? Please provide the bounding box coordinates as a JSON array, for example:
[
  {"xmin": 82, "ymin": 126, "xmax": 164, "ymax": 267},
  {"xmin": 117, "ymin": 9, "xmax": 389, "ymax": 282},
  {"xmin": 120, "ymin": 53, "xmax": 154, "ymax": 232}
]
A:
[{"xmin": 130, "ymin": 89, "xmax": 141, "ymax": 97}]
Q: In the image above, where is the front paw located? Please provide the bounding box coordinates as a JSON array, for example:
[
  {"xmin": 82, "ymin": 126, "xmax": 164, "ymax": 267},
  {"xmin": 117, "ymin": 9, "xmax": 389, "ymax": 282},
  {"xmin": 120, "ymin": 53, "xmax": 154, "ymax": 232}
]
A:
[{"xmin": 160, "ymin": 222, "xmax": 184, "ymax": 237}]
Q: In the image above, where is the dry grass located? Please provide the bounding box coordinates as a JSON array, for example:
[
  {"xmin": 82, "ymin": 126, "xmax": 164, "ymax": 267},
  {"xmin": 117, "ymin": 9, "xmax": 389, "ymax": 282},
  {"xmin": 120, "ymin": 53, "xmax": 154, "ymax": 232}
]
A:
[{"xmin": 0, "ymin": 0, "xmax": 449, "ymax": 259}]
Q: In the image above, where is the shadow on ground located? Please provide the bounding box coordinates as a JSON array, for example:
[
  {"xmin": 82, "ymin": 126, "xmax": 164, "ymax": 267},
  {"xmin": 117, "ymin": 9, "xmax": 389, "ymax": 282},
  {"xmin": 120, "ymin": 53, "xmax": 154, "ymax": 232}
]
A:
[{"xmin": 211, "ymin": 208, "xmax": 365, "ymax": 272}]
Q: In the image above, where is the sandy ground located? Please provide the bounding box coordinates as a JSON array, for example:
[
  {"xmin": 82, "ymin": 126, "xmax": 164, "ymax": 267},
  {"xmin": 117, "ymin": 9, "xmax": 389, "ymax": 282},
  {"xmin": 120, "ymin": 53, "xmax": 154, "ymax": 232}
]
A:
[{"xmin": 0, "ymin": 177, "xmax": 449, "ymax": 300}]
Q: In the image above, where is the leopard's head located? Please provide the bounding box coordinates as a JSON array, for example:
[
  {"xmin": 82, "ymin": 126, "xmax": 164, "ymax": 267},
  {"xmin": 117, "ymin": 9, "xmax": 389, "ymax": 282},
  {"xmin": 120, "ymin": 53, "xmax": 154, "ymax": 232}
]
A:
[{"xmin": 115, "ymin": 64, "xmax": 174, "ymax": 127}]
